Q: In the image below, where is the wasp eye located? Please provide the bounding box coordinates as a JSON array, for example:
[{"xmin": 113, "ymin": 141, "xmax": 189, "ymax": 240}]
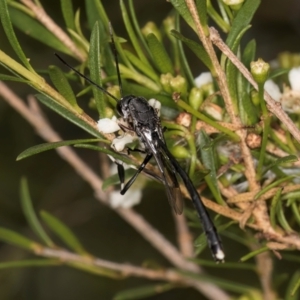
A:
[{"xmin": 116, "ymin": 102, "xmax": 123, "ymax": 116}]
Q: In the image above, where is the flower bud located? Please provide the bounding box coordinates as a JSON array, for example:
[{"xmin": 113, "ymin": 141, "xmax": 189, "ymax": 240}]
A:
[
  {"xmin": 170, "ymin": 75, "xmax": 187, "ymax": 96},
  {"xmin": 246, "ymin": 133, "xmax": 261, "ymax": 149},
  {"xmin": 251, "ymin": 90, "xmax": 260, "ymax": 106},
  {"xmin": 163, "ymin": 16, "xmax": 175, "ymax": 39},
  {"xmin": 160, "ymin": 73, "xmax": 173, "ymax": 93},
  {"xmin": 222, "ymin": 0, "xmax": 244, "ymax": 10},
  {"xmin": 189, "ymin": 87, "xmax": 203, "ymax": 110},
  {"xmin": 250, "ymin": 58, "xmax": 270, "ymax": 84},
  {"xmin": 170, "ymin": 145, "xmax": 190, "ymax": 159},
  {"xmin": 105, "ymin": 107, "xmax": 114, "ymax": 118},
  {"xmin": 141, "ymin": 22, "xmax": 161, "ymax": 42},
  {"xmin": 107, "ymin": 85, "xmax": 121, "ymax": 100}
]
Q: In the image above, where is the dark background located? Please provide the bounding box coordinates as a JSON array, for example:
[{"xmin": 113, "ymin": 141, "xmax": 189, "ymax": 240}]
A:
[{"xmin": 0, "ymin": 0, "xmax": 300, "ymax": 299}]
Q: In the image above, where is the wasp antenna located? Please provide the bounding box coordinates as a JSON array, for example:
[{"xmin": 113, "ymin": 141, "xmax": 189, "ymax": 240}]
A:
[
  {"xmin": 54, "ymin": 53, "xmax": 119, "ymax": 102},
  {"xmin": 108, "ymin": 23, "xmax": 123, "ymax": 98}
]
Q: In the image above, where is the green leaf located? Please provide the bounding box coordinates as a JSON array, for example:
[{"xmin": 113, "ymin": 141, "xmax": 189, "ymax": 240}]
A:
[
  {"xmin": 8, "ymin": 6, "xmax": 72, "ymax": 55},
  {"xmin": 196, "ymin": 0, "xmax": 208, "ymax": 30},
  {"xmin": 146, "ymin": 33, "xmax": 174, "ymax": 75},
  {"xmin": 263, "ymin": 155, "xmax": 298, "ymax": 175},
  {"xmin": 190, "ymin": 259, "xmax": 256, "ymax": 271},
  {"xmin": 226, "ymin": 0, "xmax": 261, "ymax": 49},
  {"xmin": 270, "ymin": 188, "xmax": 282, "ymax": 228},
  {"xmin": 177, "ymin": 270, "xmax": 253, "ymax": 293},
  {"xmin": 0, "ymin": 259, "xmax": 60, "ymax": 269},
  {"xmin": 20, "ymin": 178, "xmax": 54, "ymax": 247},
  {"xmin": 67, "ymin": 261, "xmax": 121, "ymax": 279},
  {"xmin": 0, "ymin": 227, "xmax": 41, "ymax": 251},
  {"xmin": 0, "ymin": 0, "xmax": 34, "ymax": 71},
  {"xmin": 74, "ymin": 144, "xmax": 134, "ymax": 166},
  {"xmin": 17, "ymin": 138, "xmax": 107, "ymax": 161},
  {"xmin": 89, "ymin": 21, "xmax": 106, "ymax": 117},
  {"xmin": 254, "ymin": 176, "xmax": 295, "ymax": 200},
  {"xmin": 49, "ymin": 65, "xmax": 79, "ymax": 109},
  {"xmin": 120, "ymin": 0, "xmax": 150, "ymax": 67},
  {"xmin": 0, "ymin": 74, "xmax": 29, "ymax": 83},
  {"xmin": 171, "ymin": 30, "xmax": 213, "ymax": 73},
  {"xmin": 40, "ymin": 211, "xmax": 87, "ymax": 255},
  {"xmin": 169, "ymin": 0, "xmax": 195, "ymax": 31},
  {"xmin": 35, "ymin": 94, "xmax": 103, "ymax": 138},
  {"xmin": 114, "ymin": 284, "xmax": 175, "ymax": 300},
  {"xmin": 285, "ymin": 270, "xmax": 300, "ymax": 300},
  {"xmin": 60, "ymin": 0, "xmax": 76, "ymax": 31},
  {"xmin": 85, "ymin": 0, "xmax": 109, "ymax": 30},
  {"xmin": 124, "ymin": 50, "xmax": 159, "ymax": 82},
  {"xmin": 197, "ymin": 131, "xmax": 225, "ymax": 205},
  {"xmin": 240, "ymin": 246, "xmax": 269, "ymax": 262}
]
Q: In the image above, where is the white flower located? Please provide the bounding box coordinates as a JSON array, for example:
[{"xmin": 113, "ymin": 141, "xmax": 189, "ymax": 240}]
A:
[
  {"xmin": 148, "ymin": 98, "xmax": 161, "ymax": 116},
  {"xmin": 264, "ymin": 79, "xmax": 282, "ymax": 101},
  {"xmin": 97, "ymin": 116, "xmax": 120, "ymax": 133},
  {"xmin": 288, "ymin": 67, "xmax": 300, "ymax": 92},
  {"xmin": 194, "ymin": 72, "xmax": 213, "ymax": 88},
  {"xmin": 109, "ymin": 188, "xmax": 142, "ymax": 209},
  {"xmin": 111, "ymin": 133, "xmax": 138, "ymax": 152}
]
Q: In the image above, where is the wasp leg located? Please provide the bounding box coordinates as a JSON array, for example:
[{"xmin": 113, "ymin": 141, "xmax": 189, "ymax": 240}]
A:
[{"xmin": 120, "ymin": 153, "xmax": 152, "ymax": 195}]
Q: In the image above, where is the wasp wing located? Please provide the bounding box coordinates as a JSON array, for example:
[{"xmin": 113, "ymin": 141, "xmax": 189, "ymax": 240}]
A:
[
  {"xmin": 140, "ymin": 130, "xmax": 183, "ymax": 215},
  {"xmin": 157, "ymin": 148, "xmax": 184, "ymax": 215}
]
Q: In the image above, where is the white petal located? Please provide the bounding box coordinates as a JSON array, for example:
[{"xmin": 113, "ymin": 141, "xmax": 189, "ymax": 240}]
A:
[
  {"xmin": 289, "ymin": 67, "xmax": 300, "ymax": 92},
  {"xmin": 109, "ymin": 189, "xmax": 142, "ymax": 208},
  {"xmin": 264, "ymin": 79, "xmax": 282, "ymax": 101},
  {"xmin": 194, "ymin": 72, "xmax": 213, "ymax": 88},
  {"xmin": 97, "ymin": 116, "xmax": 120, "ymax": 133},
  {"xmin": 111, "ymin": 133, "xmax": 137, "ymax": 152},
  {"xmin": 148, "ymin": 98, "xmax": 161, "ymax": 116}
]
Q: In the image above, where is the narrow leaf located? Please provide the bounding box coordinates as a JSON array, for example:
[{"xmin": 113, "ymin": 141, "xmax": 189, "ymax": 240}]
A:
[
  {"xmin": 270, "ymin": 188, "xmax": 282, "ymax": 228},
  {"xmin": 285, "ymin": 270, "xmax": 300, "ymax": 300},
  {"xmin": 177, "ymin": 270, "xmax": 253, "ymax": 293},
  {"xmin": 0, "ymin": 259, "xmax": 60, "ymax": 269},
  {"xmin": 226, "ymin": 0, "xmax": 261, "ymax": 49},
  {"xmin": 197, "ymin": 131, "xmax": 225, "ymax": 205},
  {"xmin": 0, "ymin": 74, "xmax": 29, "ymax": 83},
  {"xmin": 9, "ymin": 6, "xmax": 72, "ymax": 55},
  {"xmin": 171, "ymin": 30, "xmax": 213, "ymax": 73},
  {"xmin": 89, "ymin": 21, "xmax": 106, "ymax": 117},
  {"xmin": 240, "ymin": 246, "xmax": 269, "ymax": 262},
  {"xmin": 35, "ymin": 94, "xmax": 103, "ymax": 138},
  {"xmin": 74, "ymin": 144, "xmax": 134, "ymax": 166},
  {"xmin": 60, "ymin": 0, "xmax": 76, "ymax": 31},
  {"xmin": 114, "ymin": 284, "xmax": 175, "ymax": 300},
  {"xmin": 146, "ymin": 33, "xmax": 174, "ymax": 75},
  {"xmin": 40, "ymin": 211, "xmax": 87, "ymax": 255},
  {"xmin": 169, "ymin": 0, "xmax": 195, "ymax": 30},
  {"xmin": 0, "ymin": 227, "xmax": 41, "ymax": 251},
  {"xmin": 263, "ymin": 155, "xmax": 298, "ymax": 175},
  {"xmin": 120, "ymin": 0, "xmax": 150, "ymax": 67},
  {"xmin": 20, "ymin": 178, "xmax": 54, "ymax": 247},
  {"xmin": 17, "ymin": 138, "xmax": 106, "ymax": 161},
  {"xmin": 0, "ymin": 0, "xmax": 34, "ymax": 71},
  {"xmin": 49, "ymin": 65, "xmax": 79, "ymax": 108},
  {"xmin": 68, "ymin": 261, "xmax": 121, "ymax": 279}
]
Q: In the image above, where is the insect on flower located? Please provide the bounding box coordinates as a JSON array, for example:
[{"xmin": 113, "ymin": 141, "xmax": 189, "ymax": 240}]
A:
[{"xmin": 55, "ymin": 24, "xmax": 225, "ymax": 262}]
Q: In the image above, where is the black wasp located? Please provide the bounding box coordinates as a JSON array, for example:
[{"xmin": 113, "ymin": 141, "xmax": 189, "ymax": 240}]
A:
[{"xmin": 55, "ymin": 25, "xmax": 225, "ymax": 262}]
